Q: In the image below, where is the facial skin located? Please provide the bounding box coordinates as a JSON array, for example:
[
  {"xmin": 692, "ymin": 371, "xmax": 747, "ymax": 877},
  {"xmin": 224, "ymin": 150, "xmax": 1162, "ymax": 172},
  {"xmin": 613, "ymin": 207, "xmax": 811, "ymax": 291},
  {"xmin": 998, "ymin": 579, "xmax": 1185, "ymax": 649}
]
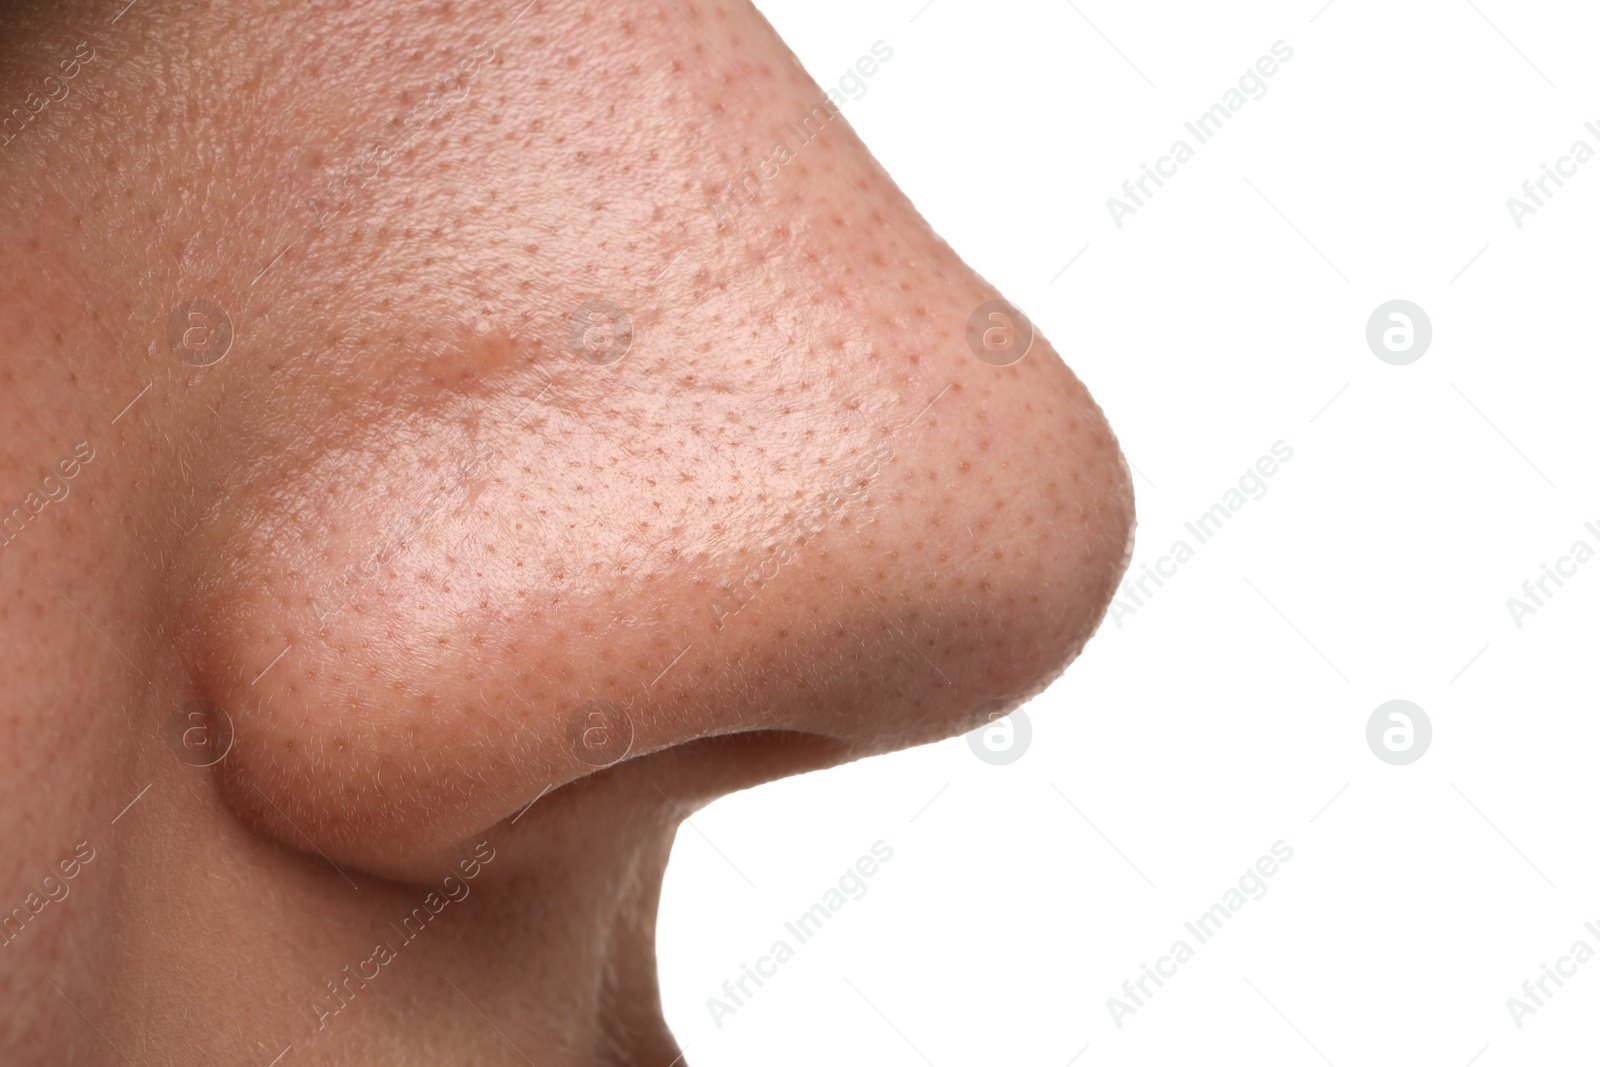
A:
[{"xmin": 0, "ymin": 1, "xmax": 1134, "ymax": 1063}]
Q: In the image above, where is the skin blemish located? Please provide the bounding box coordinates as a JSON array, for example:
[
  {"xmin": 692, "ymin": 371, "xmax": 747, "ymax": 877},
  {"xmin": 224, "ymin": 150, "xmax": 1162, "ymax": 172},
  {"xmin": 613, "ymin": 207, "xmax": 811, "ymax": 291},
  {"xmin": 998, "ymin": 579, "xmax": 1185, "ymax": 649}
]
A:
[{"xmin": 411, "ymin": 322, "xmax": 524, "ymax": 392}]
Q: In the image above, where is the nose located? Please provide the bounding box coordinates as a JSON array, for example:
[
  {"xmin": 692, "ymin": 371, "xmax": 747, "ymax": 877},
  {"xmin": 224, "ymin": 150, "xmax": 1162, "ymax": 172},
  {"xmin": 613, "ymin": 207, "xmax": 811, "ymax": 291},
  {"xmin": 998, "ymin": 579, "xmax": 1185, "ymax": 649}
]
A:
[
  {"xmin": 166, "ymin": 16, "xmax": 1134, "ymax": 877},
  {"xmin": 179, "ymin": 302, "xmax": 1132, "ymax": 876}
]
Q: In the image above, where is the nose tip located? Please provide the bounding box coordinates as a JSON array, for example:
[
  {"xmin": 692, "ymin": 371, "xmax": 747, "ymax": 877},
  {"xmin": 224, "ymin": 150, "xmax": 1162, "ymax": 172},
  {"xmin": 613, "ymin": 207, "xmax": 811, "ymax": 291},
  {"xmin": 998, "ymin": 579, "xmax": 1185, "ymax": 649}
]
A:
[
  {"xmin": 634, "ymin": 324, "xmax": 1136, "ymax": 764},
  {"xmin": 836, "ymin": 336, "xmax": 1135, "ymax": 744}
]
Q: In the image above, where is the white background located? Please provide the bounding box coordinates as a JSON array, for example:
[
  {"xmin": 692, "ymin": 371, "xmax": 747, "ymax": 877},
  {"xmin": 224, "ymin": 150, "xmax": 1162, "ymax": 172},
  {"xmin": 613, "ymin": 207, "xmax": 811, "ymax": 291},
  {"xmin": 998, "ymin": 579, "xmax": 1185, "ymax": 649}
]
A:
[{"xmin": 657, "ymin": 2, "xmax": 1600, "ymax": 1064}]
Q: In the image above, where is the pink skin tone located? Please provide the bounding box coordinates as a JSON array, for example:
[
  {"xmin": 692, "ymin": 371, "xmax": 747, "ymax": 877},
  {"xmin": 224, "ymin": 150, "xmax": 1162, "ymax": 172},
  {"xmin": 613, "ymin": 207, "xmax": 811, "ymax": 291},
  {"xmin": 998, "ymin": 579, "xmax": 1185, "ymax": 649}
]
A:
[{"xmin": 0, "ymin": 0, "xmax": 1134, "ymax": 1063}]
